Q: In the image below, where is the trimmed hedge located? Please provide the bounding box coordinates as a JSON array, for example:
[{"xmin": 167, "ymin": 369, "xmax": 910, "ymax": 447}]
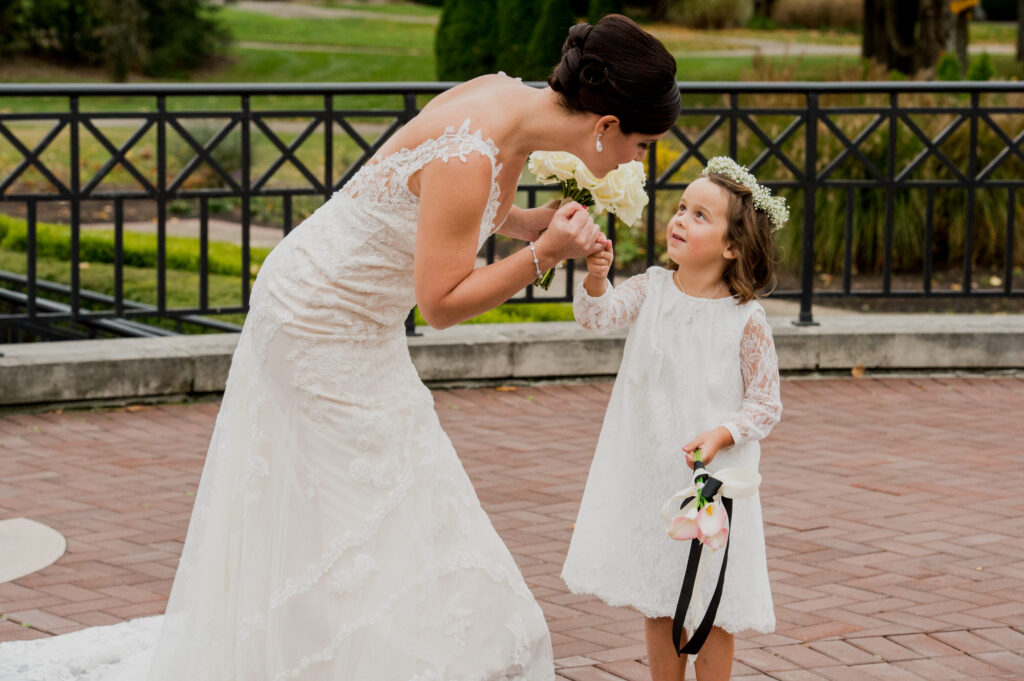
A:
[
  {"xmin": 496, "ymin": 0, "xmax": 539, "ymax": 77},
  {"xmin": 524, "ymin": 0, "xmax": 578, "ymax": 81},
  {"xmin": 0, "ymin": 215, "xmax": 271, "ymax": 278},
  {"xmin": 588, "ymin": 0, "xmax": 623, "ymax": 24},
  {"xmin": 435, "ymin": 0, "xmax": 497, "ymax": 80}
]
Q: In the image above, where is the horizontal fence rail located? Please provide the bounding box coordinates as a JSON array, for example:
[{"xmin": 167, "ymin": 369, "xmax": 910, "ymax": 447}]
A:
[{"xmin": 0, "ymin": 81, "xmax": 1022, "ymax": 341}]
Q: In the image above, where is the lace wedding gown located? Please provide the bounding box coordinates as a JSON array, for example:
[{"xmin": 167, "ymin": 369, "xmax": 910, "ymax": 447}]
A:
[
  {"xmin": 0, "ymin": 119, "xmax": 554, "ymax": 681},
  {"xmin": 561, "ymin": 267, "xmax": 781, "ymax": 633}
]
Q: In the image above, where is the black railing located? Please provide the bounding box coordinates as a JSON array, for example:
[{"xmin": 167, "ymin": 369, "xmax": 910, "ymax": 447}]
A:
[{"xmin": 0, "ymin": 81, "xmax": 1022, "ymax": 341}]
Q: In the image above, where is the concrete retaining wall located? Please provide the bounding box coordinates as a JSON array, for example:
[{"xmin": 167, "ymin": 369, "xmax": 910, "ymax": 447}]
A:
[{"xmin": 1, "ymin": 314, "xmax": 1022, "ymax": 407}]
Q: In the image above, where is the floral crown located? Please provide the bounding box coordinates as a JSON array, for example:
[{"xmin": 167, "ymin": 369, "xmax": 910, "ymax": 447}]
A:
[{"xmin": 702, "ymin": 157, "xmax": 789, "ymax": 232}]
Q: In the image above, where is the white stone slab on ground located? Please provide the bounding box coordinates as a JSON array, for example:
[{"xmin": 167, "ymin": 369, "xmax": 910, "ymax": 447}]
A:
[{"xmin": 0, "ymin": 518, "xmax": 66, "ymax": 584}]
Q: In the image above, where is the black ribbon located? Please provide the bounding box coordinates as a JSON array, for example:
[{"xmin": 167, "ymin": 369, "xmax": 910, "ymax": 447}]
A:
[{"xmin": 671, "ymin": 462, "xmax": 734, "ymax": 657}]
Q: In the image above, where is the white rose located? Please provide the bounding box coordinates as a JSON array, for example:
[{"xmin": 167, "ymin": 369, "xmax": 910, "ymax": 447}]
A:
[
  {"xmin": 617, "ymin": 163, "xmax": 649, "ymax": 226},
  {"xmin": 573, "ymin": 161, "xmax": 600, "ymax": 191},
  {"xmin": 528, "ymin": 151, "xmax": 580, "ymax": 183},
  {"xmin": 586, "ymin": 161, "xmax": 647, "ymax": 226},
  {"xmin": 590, "ymin": 168, "xmax": 628, "ymax": 215}
]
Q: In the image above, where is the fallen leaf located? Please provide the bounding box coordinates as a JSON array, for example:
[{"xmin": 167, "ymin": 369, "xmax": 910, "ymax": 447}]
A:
[
  {"xmin": 851, "ymin": 365, "xmax": 866, "ymax": 378},
  {"xmin": 494, "ymin": 386, "xmax": 518, "ymax": 392}
]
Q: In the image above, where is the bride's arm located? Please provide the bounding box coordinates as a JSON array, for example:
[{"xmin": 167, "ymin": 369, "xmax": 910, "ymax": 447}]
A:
[
  {"xmin": 415, "ymin": 156, "xmax": 601, "ymax": 330},
  {"xmin": 494, "ymin": 201, "xmax": 559, "ymax": 242}
]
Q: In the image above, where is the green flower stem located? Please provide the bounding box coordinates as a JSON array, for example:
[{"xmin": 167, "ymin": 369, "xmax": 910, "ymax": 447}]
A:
[
  {"xmin": 693, "ymin": 448, "xmax": 706, "ymax": 509},
  {"xmin": 530, "ymin": 178, "xmax": 598, "ymax": 290}
]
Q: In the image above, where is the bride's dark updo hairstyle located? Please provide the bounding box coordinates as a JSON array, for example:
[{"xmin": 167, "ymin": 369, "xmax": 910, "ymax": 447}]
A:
[{"xmin": 548, "ymin": 15, "xmax": 681, "ymax": 135}]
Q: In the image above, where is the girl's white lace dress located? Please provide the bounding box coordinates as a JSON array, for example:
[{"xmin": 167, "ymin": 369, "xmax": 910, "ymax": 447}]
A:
[
  {"xmin": 561, "ymin": 267, "xmax": 781, "ymax": 634},
  {"xmin": 0, "ymin": 120, "xmax": 554, "ymax": 681}
]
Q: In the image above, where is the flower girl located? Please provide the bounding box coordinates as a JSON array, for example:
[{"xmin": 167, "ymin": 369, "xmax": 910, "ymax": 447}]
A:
[{"xmin": 561, "ymin": 158, "xmax": 786, "ymax": 681}]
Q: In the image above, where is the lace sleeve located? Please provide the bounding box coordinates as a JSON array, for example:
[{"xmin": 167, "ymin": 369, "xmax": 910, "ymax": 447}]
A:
[
  {"xmin": 572, "ymin": 273, "xmax": 649, "ymax": 334},
  {"xmin": 722, "ymin": 308, "xmax": 782, "ymax": 447}
]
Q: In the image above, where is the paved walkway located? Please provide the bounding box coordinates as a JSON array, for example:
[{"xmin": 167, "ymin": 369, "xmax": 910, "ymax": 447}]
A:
[{"xmin": 1, "ymin": 376, "xmax": 1023, "ymax": 679}]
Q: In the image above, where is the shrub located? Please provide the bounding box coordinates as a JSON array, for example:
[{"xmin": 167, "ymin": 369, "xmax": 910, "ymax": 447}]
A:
[
  {"xmin": 524, "ymin": 0, "xmax": 578, "ymax": 80},
  {"xmin": 435, "ymin": 0, "xmax": 498, "ymax": 80},
  {"xmin": 747, "ymin": 14, "xmax": 779, "ymax": 30},
  {"xmin": 968, "ymin": 52, "xmax": 995, "ymax": 81},
  {"xmin": 0, "ymin": 214, "xmax": 271, "ymax": 277},
  {"xmin": 588, "ymin": 0, "xmax": 624, "ymax": 24},
  {"xmin": 936, "ymin": 52, "xmax": 964, "ymax": 81},
  {"xmin": 667, "ymin": 0, "xmax": 754, "ymax": 30},
  {"xmin": 0, "ymin": 0, "xmax": 227, "ymax": 80},
  {"xmin": 496, "ymin": 0, "xmax": 539, "ymax": 77},
  {"xmin": 769, "ymin": 0, "xmax": 861, "ymax": 29},
  {"xmin": 142, "ymin": 0, "xmax": 229, "ymax": 77}
]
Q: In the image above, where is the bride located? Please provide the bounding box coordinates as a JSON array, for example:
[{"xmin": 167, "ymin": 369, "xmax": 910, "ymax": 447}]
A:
[{"xmin": 0, "ymin": 14, "xmax": 680, "ymax": 681}]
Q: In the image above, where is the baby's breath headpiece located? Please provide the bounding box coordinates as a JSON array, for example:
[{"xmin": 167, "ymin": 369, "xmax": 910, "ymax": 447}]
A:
[{"xmin": 702, "ymin": 156, "xmax": 789, "ymax": 232}]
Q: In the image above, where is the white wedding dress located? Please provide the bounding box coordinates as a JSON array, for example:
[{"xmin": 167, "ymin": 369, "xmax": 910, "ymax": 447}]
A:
[{"xmin": 0, "ymin": 119, "xmax": 554, "ymax": 681}]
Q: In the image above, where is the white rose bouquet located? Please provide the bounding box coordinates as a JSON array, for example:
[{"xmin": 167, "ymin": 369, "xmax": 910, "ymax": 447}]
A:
[{"xmin": 527, "ymin": 151, "xmax": 649, "ymax": 289}]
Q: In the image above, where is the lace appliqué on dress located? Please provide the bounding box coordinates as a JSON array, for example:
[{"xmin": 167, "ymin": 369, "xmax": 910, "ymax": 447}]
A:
[{"xmin": 340, "ymin": 118, "xmax": 503, "ymax": 234}]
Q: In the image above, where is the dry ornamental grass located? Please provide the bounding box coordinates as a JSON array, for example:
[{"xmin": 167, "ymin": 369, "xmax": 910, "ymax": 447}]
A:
[{"xmin": 770, "ymin": 0, "xmax": 862, "ymax": 29}]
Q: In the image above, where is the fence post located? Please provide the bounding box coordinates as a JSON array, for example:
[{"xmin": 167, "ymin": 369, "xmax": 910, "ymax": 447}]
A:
[
  {"xmin": 404, "ymin": 91, "xmax": 422, "ymax": 337},
  {"xmin": 795, "ymin": 91, "xmax": 818, "ymax": 326}
]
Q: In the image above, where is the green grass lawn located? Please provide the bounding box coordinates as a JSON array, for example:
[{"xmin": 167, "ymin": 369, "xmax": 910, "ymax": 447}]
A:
[
  {"xmin": 0, "ymin": 247, "xmax": 250, "ymax": 328},
  {"xmin": 220, "ymin": 7, "xmax": 434, "ymax": 53},
  {"xmin": 322, "ymin": 1, "xmax": 440, "ymax": 17}
]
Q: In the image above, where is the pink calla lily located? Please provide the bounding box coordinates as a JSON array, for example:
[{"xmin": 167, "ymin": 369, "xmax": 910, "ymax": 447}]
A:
[
  {"xmin": 697, "ymin": 501, "xmax": 726, "ymax": 536},
  {"xmin": 667, "ymin": 507, "xmax": 700, "ymax": 541},
  {"xmin": 700, "ymin": 525, "xmax": 729, "ymax": 550}
]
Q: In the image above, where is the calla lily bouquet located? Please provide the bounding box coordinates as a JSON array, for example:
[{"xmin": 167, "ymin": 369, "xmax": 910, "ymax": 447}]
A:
[
  {"xmin": 663, "ymin": 449, "xmax": 730, "ymax": 549},
  {"xmin": 661, "ymin": 449, "xmax": 762, "ymax": 550},
  {"xmin": 527, "ymin": 151, "xmax": 649, "ymax": 289},
  {"xmin": 660, "ymin": 449, "xmax": 763, "ymax": 655}
]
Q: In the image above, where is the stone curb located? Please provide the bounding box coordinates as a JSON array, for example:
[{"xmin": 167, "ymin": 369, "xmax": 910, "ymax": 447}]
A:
[{"xmin": 1, "ymin": 314, "xmax": 1022, "ymax": 406}]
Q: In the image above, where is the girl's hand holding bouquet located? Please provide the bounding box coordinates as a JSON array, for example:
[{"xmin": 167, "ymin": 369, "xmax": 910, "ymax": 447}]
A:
[
  {"xmin": 583, "ymin": 240, "xmax": 614, "ymax": 297},
  {"xmin": 682, "ymin": 426, "xmax": 734, "ymax": 468}
]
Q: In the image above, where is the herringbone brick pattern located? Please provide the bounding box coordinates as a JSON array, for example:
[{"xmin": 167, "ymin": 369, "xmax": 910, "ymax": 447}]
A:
[{"xmin": 1, "ymin": 376, "xmax": 1023, "ymax": 681}]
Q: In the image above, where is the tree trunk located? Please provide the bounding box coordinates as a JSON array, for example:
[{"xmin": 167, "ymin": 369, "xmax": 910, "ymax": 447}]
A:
[
  {"xmin": 1017, "ymin": 0, "xmax": 1024, "ymax": 63},
  {"xmin": 649, "ymin": 0, "xmax": 668, "ymax": 21},
  {"xmin": 862, "ymin": 0, "xmax": 951, "ymax": 75},
  {"xmin": 753, "ymin": 0, "xmax": 776, "ymax": 18},
  {"xmin": 954, "ymin": 10, "xmax": 969, "ymax": 76}
]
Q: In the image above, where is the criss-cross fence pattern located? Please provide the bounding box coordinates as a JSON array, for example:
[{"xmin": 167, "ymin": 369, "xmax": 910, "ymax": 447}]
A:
[{"xmin": 0, "ymin": 82, "xmax": 1021, "ymax": 342}]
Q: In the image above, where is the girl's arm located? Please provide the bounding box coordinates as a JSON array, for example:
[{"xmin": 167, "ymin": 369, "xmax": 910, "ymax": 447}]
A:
[
  {"xmin": 573, "ymin": 241, "xmax": 649, "ymax": 334},
  {"xmin": 721, "ymin": 309, "xmax": 783, "ymax": 446},
  {"xmin": 682, "ymin": 309, "xmax": 782, "ymax": 467}
]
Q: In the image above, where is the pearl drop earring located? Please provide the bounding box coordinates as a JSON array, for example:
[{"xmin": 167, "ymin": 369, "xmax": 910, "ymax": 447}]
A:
[{"xmin": 595, "ymin": 133, "xmax": 603, "ymax": 152}]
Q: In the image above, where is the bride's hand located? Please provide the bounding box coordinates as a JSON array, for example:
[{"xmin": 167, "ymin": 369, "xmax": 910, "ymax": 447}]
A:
[{"xmin": 535, "ymin": 201, "xmax": 606, "ymax": 265}]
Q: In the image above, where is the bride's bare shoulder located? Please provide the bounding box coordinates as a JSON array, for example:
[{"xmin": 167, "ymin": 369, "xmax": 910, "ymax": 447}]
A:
[{"xmin": 382, "ymin": 74, "xmax": 526, "ymax": 152}]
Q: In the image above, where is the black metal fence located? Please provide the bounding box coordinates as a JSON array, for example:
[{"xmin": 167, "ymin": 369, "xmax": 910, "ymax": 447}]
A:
[{"xmin": 0, "ymin": 81, "xmax": 1021, "ymax": 341}]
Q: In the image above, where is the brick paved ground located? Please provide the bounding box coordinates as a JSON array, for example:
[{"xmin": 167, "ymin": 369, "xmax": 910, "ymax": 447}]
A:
[{"xmin": 1, "ymin": 376, "xmax": 1023, "ymax": 680}]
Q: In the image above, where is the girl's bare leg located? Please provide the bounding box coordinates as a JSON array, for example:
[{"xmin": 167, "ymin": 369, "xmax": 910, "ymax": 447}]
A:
[
  {"xmin": 692, "ymin": 627, "xmax": 734, "ymax": 681},
  {"xmin": 643, "ymin": 618, "xmax": 734, "ymax": 681},
  {"xmin": 644, "ymin": 617, "xmax": 686, "ymax": 681}
]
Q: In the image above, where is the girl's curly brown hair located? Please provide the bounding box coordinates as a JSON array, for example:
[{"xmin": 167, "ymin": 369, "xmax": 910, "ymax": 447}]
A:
[
  {"xmin": 668, "ymin": 174, "xmax": 778, "ymax": 304},
  {"xmin": 709, "ymin": 173, "xmax": 778, "ymax": 303}
]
